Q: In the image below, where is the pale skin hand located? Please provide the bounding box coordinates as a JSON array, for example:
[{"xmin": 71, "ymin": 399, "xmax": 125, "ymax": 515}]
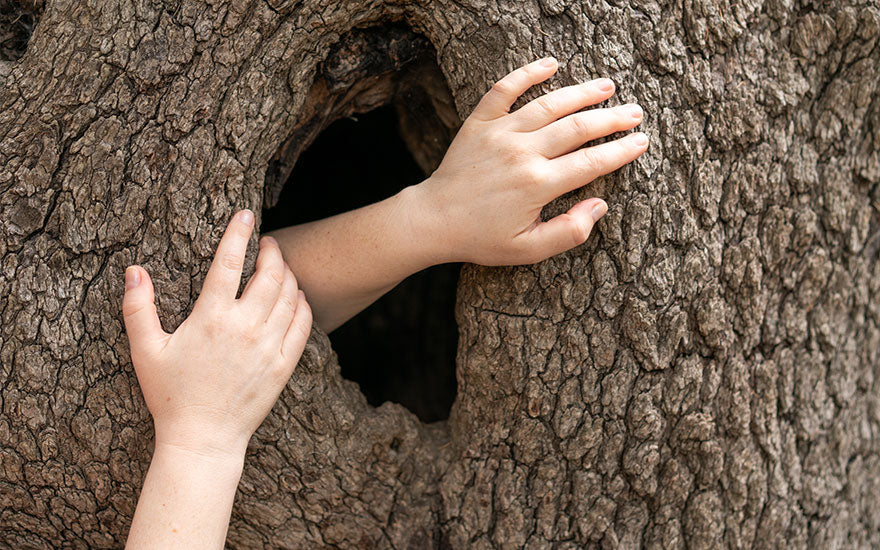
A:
[
  {"xmin": 269, "ymin": 56, "xmax": 648, "ymax": 331},
  {"xmin": 123, "ymin": 209, "xmax": 312, "ymax": 550}
]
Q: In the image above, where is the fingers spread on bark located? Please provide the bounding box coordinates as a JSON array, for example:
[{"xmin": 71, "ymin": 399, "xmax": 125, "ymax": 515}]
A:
[
  {"xmin": 266, "ymin": 266, "xmax": 300, "ymax": 344},
  {"xmin": 281, "ymin": 291, "xmax": 312, "ymax": 362},
  {"xmin": 511, "ymin": 78, "xmax": 616, "ymax": 131},
  {"xmin": 122, "ymin": 266, "xmax": 168, "ymax": 357},
  {"xmin": 534, "ymin": 103, "xmax": 644, "ymax": 158},
  {"xmin": 520, "ymin": 198, "xmax": 607, "ymax": 262},
  {"xmin": 546, "ymin": 132, "xmax": 648, "ymax": 198},
  {"xmin": 471, "ymin": 58, "xmax": 558, "ymax": 120},
  {"xmin": 199, "ymin": 210, "xmax": 255, "ymax": 307},
  {"xmin": 240, "ymin": 235, "xmax": 286, "ymax": 321}
]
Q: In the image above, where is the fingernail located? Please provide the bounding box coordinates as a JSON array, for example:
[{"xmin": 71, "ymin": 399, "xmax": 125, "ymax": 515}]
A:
[
  {"xmin": 540, "ymin": 56, "xmax": 557, "ymax": 67},
  {"xmin": 631, "ymin": 132, "xmax": 648, "ymax": 146},
  {"xmin": 263, "ymin": 235, "xmax": 277, "ymax": 246},
  {"xmin": 591, "ymin": 200, "xmax": 608, "ymax": 223},
  {"xmin": 628, "ymin": 103, "xmax": 643, "ymax": 119},
  {"xmin": 597, "ymin": 78, "xmax": 614, "ymax": 91},
  {"xmin": 125, "ymin": 266, "xmax": 141, "ymax": 289},
  {"xmin": 238, "ymin": 209, "xmax": 254, "ymax": 225}
]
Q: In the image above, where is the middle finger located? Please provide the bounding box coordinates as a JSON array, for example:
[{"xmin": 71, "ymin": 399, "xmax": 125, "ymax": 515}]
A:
[
  {"xmin": 510, "ymin": 78, "xmax": 616, "ymax": 131},
  {"xmin": 533, "ymin": 103, "xmax": 643, "ymax": 158},
  {"xmin": 240, "ymin": 236, "xmax": 286, "ymax": 321}
]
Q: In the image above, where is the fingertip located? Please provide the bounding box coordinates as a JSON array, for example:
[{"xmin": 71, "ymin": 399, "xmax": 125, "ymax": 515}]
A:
[
  {"xmin": 569, "ymin": 198, "xmax": 607, "ymax": 225},
  {"xmin": 596, "ymin": 78, "xmax": 614, "ymax": 92},
  {"xmin": 125, "ymin": 265, "xmax": 141, "ymax": 290},
  {"xmin": 539, "ymin": 56, "xmax": 557, "ymax": 68},
  {"xmin": 589, "ymin": 199, "xmax": 608, "ymax": 223},
  {"xmin": 631, "ymin": 132, "xmax": 649, "ymax": 147},
  {"xmin": 237, "ymin": 209, "xmax": 254, "ymax": 226}
]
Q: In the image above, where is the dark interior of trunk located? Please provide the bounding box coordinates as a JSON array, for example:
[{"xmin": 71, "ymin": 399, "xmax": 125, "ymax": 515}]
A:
[{"xmin": 261, "ymin": 105, "xmax": 459, "ymax": 423}]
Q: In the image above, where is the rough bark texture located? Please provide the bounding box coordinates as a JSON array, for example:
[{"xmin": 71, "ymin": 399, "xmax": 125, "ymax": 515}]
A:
[{"xmin": 1, "ymin": 0, "xmax": 879, "ymax": 548}]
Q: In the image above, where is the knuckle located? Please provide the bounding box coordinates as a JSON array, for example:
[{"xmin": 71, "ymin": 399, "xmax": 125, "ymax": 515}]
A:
[
  {"xmin": 296, "ymin": 303, "xmax": 313, "ymax": 334},
  {"xmin": 570, "ymin": 113, "xmax": 591, "ymax": 137},
  {"xmin": 524, "ymin": 162, "xmax": 549, "ymax": 186},
  {"xmin": 491, "ymin": 78, "xmax": 515, "ymax": 97},
  {"xmin": 241, "ymin": 324, "xmax": 260, "ymax": 344},
  {"xmin": 579, "ymin": 147, "xmax": 603, "ymax": 174},
  {"xmin": 520, "ymin": 64, "xmax": 539, "ymax": 78},
  {"xmin": 504, "ymin": 144, "xmax": 529, "ymax": 166},
  {"xmin": 456, "ymin": 119, "xmax": 477, "ymax": 137},
  {"xmin": 220, "ymin": 252, "xmax": 243, "ymax": 272},
  {"xmin": 122, "ymin": 300, "xmax": 146, "ymax": 319},
  {"xmin": 199, "ymin": 314, "xmax": 224, "ymax": 339},
  {"xmin": 535, "ymin": 96, "xmax": 557, "ymax": 117},
  {"xmin": 277, "ymin": 291, "xmax": 297, "ymax": 311},
  {"xmin": 231, "ymin": 312, "xmax": 259, "ymax": 337},
  {"xmin": 499, "ymin": 135, "xmax": 531, "ymax": 162},
  {"xmin": 265, "ymin": 268, "xmax": 284, "ymax": 286},
  {"xmin": 484, "ymin": 128, "xmax": 508, "ymax": 147}
]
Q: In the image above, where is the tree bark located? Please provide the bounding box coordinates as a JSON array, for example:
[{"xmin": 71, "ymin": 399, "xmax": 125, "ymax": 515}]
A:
[{"xmin": 1, "ymin": 0, "xmax": 879, "ymax": 548}]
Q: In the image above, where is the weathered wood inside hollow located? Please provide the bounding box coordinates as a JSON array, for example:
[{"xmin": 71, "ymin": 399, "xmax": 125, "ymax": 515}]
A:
[{"xmin": 264, "ymin": 23, "xmax": 459, "ymax": 209}]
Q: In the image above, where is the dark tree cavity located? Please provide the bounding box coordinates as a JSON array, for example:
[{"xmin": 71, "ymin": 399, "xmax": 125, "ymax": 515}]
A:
[
  {"xmin": 0, "ymin": 0, "xmax": 40, "ymax": 62},
  {"xmin": 1, "ymin": 0, "xmax": 879, "ymax": 548},
  {"xmin": 262, "ymin": 105, "xmax": 460, "ymax": 424}
]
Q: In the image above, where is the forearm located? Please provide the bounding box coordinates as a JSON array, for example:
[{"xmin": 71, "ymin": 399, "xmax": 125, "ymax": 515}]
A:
[
  {"xmin": 267, "ymin": 183, "xmax": 443, "ymax": 332},
  {"xmin": 126, "ymin": 444, "xmax": 245, "ymax": 549},
  {"xmin": 267, "ymin": 62, "xmax": 644, "ymax": 332}
]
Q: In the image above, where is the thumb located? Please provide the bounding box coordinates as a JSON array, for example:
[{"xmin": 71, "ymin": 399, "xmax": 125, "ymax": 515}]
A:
[
  {"xmin": 526, "ymin": 198, "xmax": 607, "ymax": 261},
  {"xmin": 122, "ymin": 265, "xmax": 167, "ymax": 357}
]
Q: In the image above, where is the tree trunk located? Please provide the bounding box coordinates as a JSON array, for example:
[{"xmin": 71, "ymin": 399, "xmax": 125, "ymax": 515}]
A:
[{"xmin": 2, "ymin": 0, "xmax": 879, "ymax": 547}]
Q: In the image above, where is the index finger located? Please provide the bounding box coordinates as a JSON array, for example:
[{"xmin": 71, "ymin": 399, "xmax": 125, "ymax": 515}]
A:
[
  {"xmin": 200, "ymin": 209, "xmax": 255, "ymax": 305},
  {"xmin": 470, "ymin": 57, "xmax": 559, "ymax": 121}
]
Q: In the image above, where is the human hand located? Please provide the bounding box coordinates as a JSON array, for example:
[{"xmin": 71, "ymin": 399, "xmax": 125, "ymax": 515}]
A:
[
  {"xmin": 121, "ymin": 210, "xmax": 312, "ymax": 459},
  {"xmin": 410, "ymin": 57, "xmax": 647, "ymax": 265}
]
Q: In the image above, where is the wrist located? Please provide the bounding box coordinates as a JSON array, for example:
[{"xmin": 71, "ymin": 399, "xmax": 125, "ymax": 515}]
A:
[
  {"xmin": 152, "ymin": 440, "xmax": 246, "ymax": 476},
  {"xmin": 396, "ymin": 179, "xmax": 458, "ymax": 267},
  {"xmin": 153, "ymin": 420, "xmax": 252, "ymax": 464}
]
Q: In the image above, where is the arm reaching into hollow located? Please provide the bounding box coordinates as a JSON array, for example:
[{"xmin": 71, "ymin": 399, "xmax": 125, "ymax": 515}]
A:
[
  {"xmin": 123, "ymin": 210, "xmax": 312, "ymax": 550},
  {"xmin": 268, "ymin": 57, "xmax": 647, "ymax": 332}
]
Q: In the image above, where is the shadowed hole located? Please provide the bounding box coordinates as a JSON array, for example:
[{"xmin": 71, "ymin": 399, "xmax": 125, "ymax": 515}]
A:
[
  {"xmin": 0, "ymin": 0, "xmax": 40, "ymax": 62},
  {"xmin": 262, "ymin": 105, "xmax": 460, "ymax": 423}
]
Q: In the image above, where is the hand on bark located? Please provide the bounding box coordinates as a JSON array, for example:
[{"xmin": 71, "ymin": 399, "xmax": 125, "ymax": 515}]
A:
[
  {"xmin": 412, "ymin": 56, "xmax": 648, "ymax": 265},
  {"xmin": 121, "ymin": 209, "xmax": 313, "ymax": 459}
]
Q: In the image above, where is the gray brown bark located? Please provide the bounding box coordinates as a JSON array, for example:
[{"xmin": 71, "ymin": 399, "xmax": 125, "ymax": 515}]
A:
[{"xmin": 1, "ymin": 0, "xmax": 879, "ymax": 548}]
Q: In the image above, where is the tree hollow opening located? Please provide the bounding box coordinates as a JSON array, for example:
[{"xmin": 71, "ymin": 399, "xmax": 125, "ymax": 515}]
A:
[
  {"xmin": 262, "ymin": 24, "xmax": 462, "ymax": 423},
  {"xmin": 0, "ymin": 0, "xmax": 41, "ymax": 62}
]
